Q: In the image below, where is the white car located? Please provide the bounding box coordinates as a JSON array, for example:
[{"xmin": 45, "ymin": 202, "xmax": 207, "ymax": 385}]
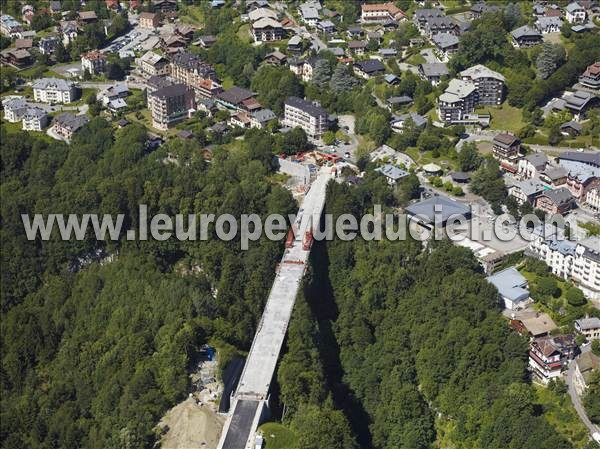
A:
[{"xmin": 593, "ymin": 432, "xmax": 600, "ymax": 443}]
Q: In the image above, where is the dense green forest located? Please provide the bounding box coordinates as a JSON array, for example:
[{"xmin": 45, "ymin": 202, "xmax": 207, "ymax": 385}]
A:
[
  {"xmin": 276, "ymin": 178, "xmax": 580, "ymax": 449},
  {"xmin": 0, "ymin": 121, "xmax": 296, "ymax": 448}
]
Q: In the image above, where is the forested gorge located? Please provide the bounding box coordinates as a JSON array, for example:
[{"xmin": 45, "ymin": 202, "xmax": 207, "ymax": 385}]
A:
[
  {"xmin": 277, "ymin": 179, "xmax": 576, "ymax": 449},
  {"xmin": 0, "ymin": 120, "xmax": 295, "ymax": 448}
]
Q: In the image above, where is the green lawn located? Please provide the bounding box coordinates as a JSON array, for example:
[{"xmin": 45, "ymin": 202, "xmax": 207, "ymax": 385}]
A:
[
  {"xmin": 237, "ymin": 23, "xmax": 253, "ymax": 44},
  {"xmin": 405, "ymin": 53, "xmax": 426, "ymax": 65},
  {"xmin": 258, "ymin": 422, "xmax": 298, "ymax": 449},
  {"xmin": 476, "ymin": 102, "xmax": 526, "ymax": 133},
  {"xmin": 179, "ymin": 5, "xmax": 204, "ymax": 25},
  {"xmin": 535, "ymin": 385, "xmax": 590, "ymax": 449}
]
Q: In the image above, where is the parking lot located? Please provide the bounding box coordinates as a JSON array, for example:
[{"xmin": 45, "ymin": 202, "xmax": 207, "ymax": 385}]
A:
[{"xmin": 102, "ymin": 27, "xmax": 156, "ymax": 57}]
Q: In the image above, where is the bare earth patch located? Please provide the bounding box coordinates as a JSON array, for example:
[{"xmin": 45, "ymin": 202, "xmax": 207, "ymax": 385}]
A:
[{"xmin": 158, "ymin": 397, "xmax": 225, "ymax": 449}]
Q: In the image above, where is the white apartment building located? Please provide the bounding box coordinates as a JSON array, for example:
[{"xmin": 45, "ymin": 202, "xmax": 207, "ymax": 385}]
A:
[
  {"xmin": 139, "ymin": 51, "xmax": 170, "ymax": 78},
  {"xmin": 22, "ymin": 107, "xmax": 49, "ymax": 131},
  {"xmin": 81, "ymin": 50, "xmax": 107, "ymax": 75},
  {"xmin": 586, "ymin": 188, "xmax": 599, "ymax": 210},
  {"xmin": 283, "ymin": 96, "xmax": 329, "ymax": 140},
  {"xmin": 33, "ymin": 78, "xmax": 77, "ymax": 104},
  {"xmin": 2, "ymin": 97, "xmax": 28, "ymax": 122},
  {"xmin": 565, "ymin": 2, "xmax": 586, "ymax": 23},
  {"xmin": 529, "ymin": 227, "xmax": 600, "ymax": 300}
]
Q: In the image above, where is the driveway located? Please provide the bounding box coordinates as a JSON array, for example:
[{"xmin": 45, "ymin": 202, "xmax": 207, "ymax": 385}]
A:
[
  {"xmin": 420, "ymin": 48, "xmax": 440, "ymax": 63},
  {"xmin": 566, "ymin": 349, "xmax": 600, "ymax": 439}
]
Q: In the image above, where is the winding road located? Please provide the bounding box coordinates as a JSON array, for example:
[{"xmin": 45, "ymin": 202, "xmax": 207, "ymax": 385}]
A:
[{"xmin": 566, "ymin": 346, "xmax": 599, "ymax": 439}]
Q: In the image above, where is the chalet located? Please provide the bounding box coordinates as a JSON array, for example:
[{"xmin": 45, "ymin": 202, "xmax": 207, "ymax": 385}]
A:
[
  {"xmin": 518, "ymin": 153, "xmax": 548, "ymax": 179},
  {"xmin": 492, "ymin": 133, "xmax": 521, "ymax": 164},
  {"xmin": 196, "ymin": 35, "xmax": 217, "ymax": 48},
  {"xmin": 361, "ymin": 2, "xmax": 406, "ymax": 23},
  {"xmin": 152, "ymin": 0, "xmax": 177, "ymax": 12},
  {"xmin": 418, "ymin": 62, "xmax": 449, "ymax": 86},
  {"xmin": 535, "ymin": 16, "xmax": 562, "ymax": 33},
  {"xmin": 579, "ymin": 61, "xmax": 600, "ymax": 89},
  {"xmin": 529, "ymin": 334, "xmax": 578, "ymax": 383},
  {"xmin": 217, "ymin": 86, "xmax": 259, "ymax": 111},
  {"xmin": 390, "ymin": 112, "xmax": 427, "ymax": 133},
  {"xmin": 574, "ymin": 352, "xmax": 600, "ymax": 391},
  {"xmin": 263, "ymin": 50, "xmax": 287, "ymax": 66},
  {"xmin": 252, "ymin": 18, "xmax": 285, "ymax": 42},
  {"xmin": 413, "ymin": 8, "xmax": 444, "ymax": 31},
  {"xmin": 287, "ymin": 35, "xmax": 303, "ymax": 54},
  {"xmin": 250, "ymin": 108, "xmax": 277, "ymax": 129},
  {"xmin": 507, "ymin": 179, "xmax": 546, "ymax": 205},
  {"xmin": 511, "ymin": 25, "xmax": 543, "ymax": 48},
  {"xmin": 348, "ymin": 40, "xmax": 368, "ymax": 56},
  {"xmin": 353, "ymin": 59, "xmax": 385, "ymax": 79},
  {"xmin": 51, "ymin": 113, "xmax": 89, "ymax": 141},
  {"xmin": 0, "ymin": 48, "xmax": 31, "ymax": 67},
  {"xmin": 318, "ymin": 20, "xmax": 335, "ymax": 34},
  {"xmin": 574, "ymin": 317, "xmax": 600, "ymax": 340},
  {"xmin": 560, "ymin": 120, "xmax": 583, "ymax": 136},
  {"xmin": 39, "ymin": 36, "xmax": 60, "ymax": 55},
  {"xmin": 564, "ymin": 90, "xmax": 599, "ymax": 120},
  {"xmin": 534, "ymin": 187, "xmax": 575, "ymax": 215},
  {"xmin": 566, "ymin": 2, "xmax": 586, "ymax": 23},
  {"xmin": 431, "ymin": 33, "xmax": 459, "ymax": 60},
  {"xmin": 78, "ymin": 10, "xmax": 98, "ymax": 25}
]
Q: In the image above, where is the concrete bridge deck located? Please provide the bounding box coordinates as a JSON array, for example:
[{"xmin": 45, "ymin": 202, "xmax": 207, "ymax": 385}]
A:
[{"xmin": 217, "ymin": 168, "xmax": 333, "ymax": 449}]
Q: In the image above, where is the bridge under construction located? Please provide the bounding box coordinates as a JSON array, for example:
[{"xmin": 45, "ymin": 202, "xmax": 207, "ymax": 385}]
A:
[{"xmin": 217, "ymin": 168, "xmax": 333, "ymax": 449}]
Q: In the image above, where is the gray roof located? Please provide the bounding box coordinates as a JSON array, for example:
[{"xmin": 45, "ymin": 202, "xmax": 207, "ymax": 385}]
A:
[
  {"xmin": 547, "ymin": 238, "xmax": 577, "ymax": 256},
  {"xmin": 354, "ymin": 59, "xmax": 385, "ymax": 74},
  {"xmin": 375, "ymin": 164, "xmax": 409, "ymax": 181},
  {"xmin": 419, "ymin": 62, "xmax": 449, "ymax": 77},
  {"xmin": 348, "ymin": 40, "xmax": 367, "ymax": 49},
  {"xmin": 288, "ymin": 34, "xmax": 302, "ymax": 45},
  {"xmin": 149, "ymin": 83, "xmax": 192, "ymax": 100},
  {"xmin": 378, "ymin": 48, "xmax": 398, "ymax": 56},
  {"xmin": 252, "ymin": 108, "xmax": 276, "ymax": 123},
  {"xmin": 218, "ymin": 86, "xmax": 256, "ymax": 105},
  {"xmin": 53, "ymin": 113, "xmax": 88, "ymax": 131},
  {"xmin": 319, "ymin": 20, "xmax": 335, "ymax": 28},
  {"xmin": 541, "ymin": 186, "xmax": 574, "ymax": 205},
  {"xmin": 387, "ymin": 95, "xmax": 413, "ymax": 105},
  {"xmin": 559, "ymin": 151, "xmax": 600, "ymax": 166},
  {"xmin": 384, "ymin": 74, "xmax": 400, "ymax": 84},
  {"xmin": 32, "ymin": 77, "xmax": 75, "ymax": 92},
  {"xmin": 2, "ymin": 96, "xmax": 27, "ymax": 111},
  {"xmin": 431, "ymin": 32, "xmax": 459, "ymax": 49},
  {"xmin": 566, "ymin": 2, "xmax": 584, "ymax": 13},
  {"xmin": 525, "ymin": 152, "xmax": 548, "ymax": 169},
  {"xmin": 460, "ymin": 64, "xmax": 505, "ymax": 82},
  {"xmin": 22, "ymin": 106, "xmax": 47, "ymax": 120},
  {"xmin": 392, "ymin": 112, "xmax": 427, "ymax": 128},
  {"xmin": 511, "ymin": 25, "xmax": 542, "ymax": 39},
  {"xmin": 575, "ymin": 317, "xmax": 600, "ymax": 330},
  {"xmin": 543, "ymin": 166, "xmax": 567, "ymax": 181},
  {"xmin": 536, "ymin": 16, "xmax": 563, "ymax": 28},
  {"xmin": 581, "ymin": 237, "xmax": 600, "ymax": 263},
  {"xmin": 405, "ymin": 194, "xmax": 471, "ymax": 224},
  {"xmin": 511, "ymin": 179, "xmax": 546, "ymax": 197},
  {"xmin": 439, "ymin": 79, "xmax": 476, "ymax": 102},
  {"xmin": 560, "ymin": 120, "xmax": 583, "ymax": 132},
  {"xmin": 486, "ymin": 267, "xmax": 530, "ymax": 303},
  {"xmin": 327, "ymin": 47, "xmax": 345, "ymax": 57},
  {"xmin": 284, "ymin": 96, "xmax": 327, "ymax": 118},
  {"xmin": 414, "ymin": 8, "xmax": 445, "ymax": 21}
]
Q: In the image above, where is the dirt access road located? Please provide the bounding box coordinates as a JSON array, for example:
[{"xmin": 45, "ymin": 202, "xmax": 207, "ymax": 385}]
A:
[{"xmin": 158, "ymin": 397, "xmax": 225, "ymax": 449}]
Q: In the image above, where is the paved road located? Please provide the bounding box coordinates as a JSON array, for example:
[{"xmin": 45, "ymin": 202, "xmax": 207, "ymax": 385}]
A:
[
  {"xmin": 566, "ymin": 348, "xmax": 600, "ymax": 438},
  {"xmin": 273, "ymin": 2, "xmax": 326, "ymax": 52},
  {"xmin": 456, "ymin": 132, "xmax": 598, "ymax": 153},
  {"xmin": 81, "ymin": 81, "xmax": 147, "ymax": 90}
]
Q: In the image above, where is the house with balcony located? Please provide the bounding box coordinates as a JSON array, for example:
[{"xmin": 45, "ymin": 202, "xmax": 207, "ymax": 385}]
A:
[{"xmin": 529, "ymin": 334, "xmax": 578, "ymax": 383}]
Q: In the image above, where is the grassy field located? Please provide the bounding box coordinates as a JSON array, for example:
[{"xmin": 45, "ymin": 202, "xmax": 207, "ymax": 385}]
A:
[
  {"xmin": 535, "ymin": 385, "xmax": 590, "ymax": 448},
  {"xmin": 406, "ymin": 52, "xmax": 427, "ymax": 65},
  {"xmin": 476, "ymin": 102, "xmax": 526, "ymax": 133},
  {"xmin": 237, "ymin": 23, "xmax": 253, "ymax": 44},
  {"xmin": 258, "ymin": 422, "xmax": 298, "ymax": 449},
  {"xmin": 179, "ymin": 5, "xmax": 204, "ymax": 25}
]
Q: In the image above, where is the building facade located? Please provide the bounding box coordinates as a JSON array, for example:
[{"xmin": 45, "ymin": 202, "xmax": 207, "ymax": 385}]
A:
[
  {"xmin": 170, "ymin": 52, "xmax": 221, "ymax": 99},
  {"xmin": 459, "ymin": 64, "xmax": 505, "ymax": 105},
  {"xmin": 283, "ymin": 96, "xmax": 329, "ymax": 140},
  {"xmin": 81, "ymin": 50, "xmax": 107, "ymax": 75},
  {"xmin": 529, "ymin": 335, "xmax": 578, "ymax": 384},
  {"xmin": 33, "ymin": 78, "xmax": 77, "ymax": 104},
  {"xmin": 147, "ymin": 84, "xmax": 195, "ymax": 130}
]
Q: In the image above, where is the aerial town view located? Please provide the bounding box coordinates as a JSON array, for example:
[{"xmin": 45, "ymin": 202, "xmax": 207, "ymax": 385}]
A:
[{"xmin": 1, "ymin": 0, "xmax": 600, "ymax": 448}]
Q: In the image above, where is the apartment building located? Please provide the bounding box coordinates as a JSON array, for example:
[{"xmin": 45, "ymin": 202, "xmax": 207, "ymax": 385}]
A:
[
  {"xmin": 2, "ymin": 97, "xmax": 28, "ymax": 122},
  {"xmin": 139, "ymin": 51, "xmax": 170, "ymax": 77},
  {"xmin": 81, "ymin": 50, "xmax": 107, "ymax": 75},
  {"xmin": 566, "ymin": 2, "xmax": 586, "ymax": 23},
  {"xmin": 169, "ymin": 52, "xmax": 221, "ymax": 99},
  {"xmin": 437, "ymin": 79, "xmax": 477, "ymax": 123},
  {"xmin": 579, "ymin": 61, "xmax": 600, "ymax": 90},
  {"xmin": 535, "ymin": 187, "xmax": 575, "ymax": 215},
  {"xmin": 22, "ymin": 107, "xmax": 49, "ymax": 131},
  {"xmin": 283, "ymin": 96, "xmax": 329, "ymax": 140},
  {"xmin": 147, "ymin": 84, "xmax": 195, "ymax": 130},
  {"xmin": 529, "ymin": 334, "xmax": 578, "ymax": 384},
  {"xmin": 459, "ymin": 64, "xmax": 505, "ymax": 105},
  {"xmin": 33, "ymin": 78, "xmax": 77, "ymax": 104},
  {"xmin": 586, "ymin": 187, "xmax": 600, "ymax": 210},
  {"xmin": 528, "ymin": 228, "xmax": 600, "ymax": 299},
  {"xmin": 252, "ymin": 17, "xmax": 285, "ymax": 42},
  {"xmin": 575, "ymin": 317, "xmax": 600, "ymax": 340},
  {"xmin": 360, "ymin": 2, "xmax": 406, "ymax": 23},
  {"xmin": 139, "ymin": 11, "xmax": 159, "ymax": 29}
]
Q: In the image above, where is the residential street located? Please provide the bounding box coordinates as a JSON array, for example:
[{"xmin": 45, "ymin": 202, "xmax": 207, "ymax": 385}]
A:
[{"xmin": 566, "ymin": 347, "xmax": 599, "ymax": 439}]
